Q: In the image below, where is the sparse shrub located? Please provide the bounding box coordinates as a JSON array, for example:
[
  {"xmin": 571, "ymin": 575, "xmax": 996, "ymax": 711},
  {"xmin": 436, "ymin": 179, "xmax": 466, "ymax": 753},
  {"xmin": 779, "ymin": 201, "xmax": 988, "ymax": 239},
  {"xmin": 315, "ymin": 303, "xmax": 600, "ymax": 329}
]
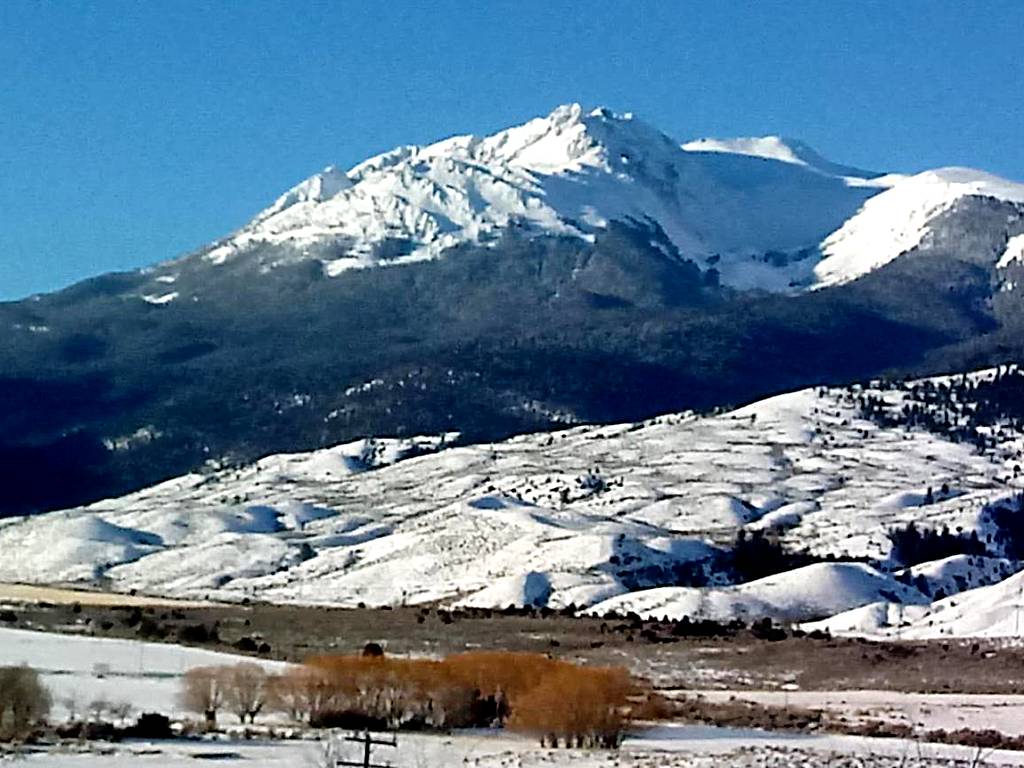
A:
[
  {"xmin": 177, "ymin": 623, "xmax": 218, "ymax": 644},
  {"xmin": 750, "ymin": 617, "xmax": 787, "ymax": 642},
  {"xmin": 287, "ymin": 651, "xmax": 640, "ymax": 747},
  {"xmin": 125, "ymin": 712, "xmax": 173, "ymax": 739},
  {"xmin": 362, "ymin": 642, "xmax": 385, "ymax": 658},
  {"xmin": 233, "ymin": 637, "xmax": 258, "ymax": 653},
  {"xmin": 137, "ymin": 616, "xmax": 167, "ymax": 639},
  {"xmin": 508, "ymin": 664, "xmax": 636, "ymax": 748}
]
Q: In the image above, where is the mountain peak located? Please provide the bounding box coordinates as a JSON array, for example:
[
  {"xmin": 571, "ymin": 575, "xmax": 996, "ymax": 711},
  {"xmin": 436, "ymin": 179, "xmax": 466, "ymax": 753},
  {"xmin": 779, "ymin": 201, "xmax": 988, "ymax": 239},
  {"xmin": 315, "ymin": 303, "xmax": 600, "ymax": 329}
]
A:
[
  {"xmin": 192, "ymin": 105, "xmax": 880, "ymax": 287},
  {"xmin": 254, "ymin": 165, "xmax": 353, "ymax": 224}
]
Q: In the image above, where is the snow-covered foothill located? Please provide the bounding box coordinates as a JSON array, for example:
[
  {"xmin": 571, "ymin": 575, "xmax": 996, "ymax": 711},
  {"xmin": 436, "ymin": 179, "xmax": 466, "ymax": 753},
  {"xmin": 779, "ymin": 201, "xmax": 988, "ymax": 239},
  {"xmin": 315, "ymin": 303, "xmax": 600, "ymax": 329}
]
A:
[
  {"xmin": 804, "ymin": 559, "xmax": 1024, "ymax": 640},
  {"xmin": 586, "ymin": 562, "xmax": 930, "ymax": 623},
  {"xmin": 897, "ymin": 568, "xmax": 1024, "ymax": 639},
  {"xmin": 897, "ymin": 554, "xmax": 1019, "ymax": 599},
  {"xmin": 0, "ymin": 370, "xmax": 1020, "ymax": 632}
]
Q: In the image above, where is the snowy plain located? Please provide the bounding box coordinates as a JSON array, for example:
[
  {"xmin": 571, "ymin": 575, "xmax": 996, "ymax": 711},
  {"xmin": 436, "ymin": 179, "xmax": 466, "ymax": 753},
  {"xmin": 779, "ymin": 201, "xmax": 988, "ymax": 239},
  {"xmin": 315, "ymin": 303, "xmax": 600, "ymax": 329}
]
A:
[
  {"xmin": 2, "ymin": 613, "xmax": 1023, "ymax": 764},
  {"xmin": 10, "ymin": 726, "xmax": 1024, "ymax": 767},
  {"xmin": 0, "ymin": 627, "xmax": 286, "ymax": 721}
]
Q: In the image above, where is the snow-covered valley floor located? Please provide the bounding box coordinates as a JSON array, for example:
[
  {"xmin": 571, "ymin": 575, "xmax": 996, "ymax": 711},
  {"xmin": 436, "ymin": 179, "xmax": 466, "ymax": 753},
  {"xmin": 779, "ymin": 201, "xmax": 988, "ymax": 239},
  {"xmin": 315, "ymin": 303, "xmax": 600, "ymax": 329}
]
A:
[
  {"xmin": 10, "ymin": 729, "xmax": 1024, "ymax": 767},
  {"xmin": 3, "ymin": 627, "xmax": 1023, "ymax": 766},
  {"xmin": 681, "ymin": 689, "xmax": 1024, "ymax": 738},
  {"xmin": 0, "ymin": 627, "xmax": 286, "ymax": 721}
]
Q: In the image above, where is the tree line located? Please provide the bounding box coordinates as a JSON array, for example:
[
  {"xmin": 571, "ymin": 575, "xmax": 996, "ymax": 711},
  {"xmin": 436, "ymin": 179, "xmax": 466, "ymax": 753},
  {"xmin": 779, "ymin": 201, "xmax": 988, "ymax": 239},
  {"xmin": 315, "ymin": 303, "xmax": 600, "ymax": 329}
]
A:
[{"xmin": 182, "ymin": 651, "xmax": 641, "ymax": 748}]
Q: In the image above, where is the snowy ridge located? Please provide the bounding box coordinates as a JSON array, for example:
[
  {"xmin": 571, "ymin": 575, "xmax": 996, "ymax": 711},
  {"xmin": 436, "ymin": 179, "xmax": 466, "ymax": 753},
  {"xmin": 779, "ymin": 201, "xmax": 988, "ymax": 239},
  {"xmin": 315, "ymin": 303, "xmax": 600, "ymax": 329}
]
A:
[
  {"xmin": 681, "ymin": 135, "xmax": 884, "ymax": 182},
  {"xmin": 815, "ymin": 168, "xmax": 1024, "ymax": 288},
  {"xmin": 2, "ymin": 370, "xmax": 1023, "ymax": 635}
]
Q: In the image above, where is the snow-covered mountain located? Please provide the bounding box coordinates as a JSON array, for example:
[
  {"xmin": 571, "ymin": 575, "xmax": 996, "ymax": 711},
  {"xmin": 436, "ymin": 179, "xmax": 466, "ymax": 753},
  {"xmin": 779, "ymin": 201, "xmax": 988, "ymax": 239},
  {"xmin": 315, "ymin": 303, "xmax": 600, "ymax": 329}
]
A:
[
  {"xmin": 190, "ymin": 103, "xmax": 879, "ymax": 292},
  {"xmin": 6, "ymin": 102, "xmax": 1024, "ymax": 520},
  {"xmin": 151, "ymin": 104, "xmax": 1024, "ymax": 296},
  {"xmin": 3, "ymin": 368, "xmax": 1022, "ymax": 635}
]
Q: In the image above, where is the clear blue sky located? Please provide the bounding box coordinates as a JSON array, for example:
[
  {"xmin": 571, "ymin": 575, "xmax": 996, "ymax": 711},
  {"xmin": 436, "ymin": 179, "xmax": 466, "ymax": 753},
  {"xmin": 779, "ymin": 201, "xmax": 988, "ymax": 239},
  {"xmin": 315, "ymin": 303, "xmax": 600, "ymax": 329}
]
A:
[{"xmin": 2, "ymin": 0, "xmax": 1023, "ymax": 300}]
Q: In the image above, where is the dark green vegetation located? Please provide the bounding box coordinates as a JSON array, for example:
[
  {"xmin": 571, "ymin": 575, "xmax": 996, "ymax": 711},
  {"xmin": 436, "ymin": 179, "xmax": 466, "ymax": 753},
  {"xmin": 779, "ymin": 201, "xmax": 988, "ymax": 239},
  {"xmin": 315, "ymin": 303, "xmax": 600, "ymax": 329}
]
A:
[
  {"xmin": 860, "ymin": 366, "xmax": 1024, "ymax": 454},
  {"xmin": 3, "ymin": 198, "xmax": 1023, "ymax": 515},
  {"xmin": 886, "ymin": 522, "xmax": 987, "ymax": 568}
]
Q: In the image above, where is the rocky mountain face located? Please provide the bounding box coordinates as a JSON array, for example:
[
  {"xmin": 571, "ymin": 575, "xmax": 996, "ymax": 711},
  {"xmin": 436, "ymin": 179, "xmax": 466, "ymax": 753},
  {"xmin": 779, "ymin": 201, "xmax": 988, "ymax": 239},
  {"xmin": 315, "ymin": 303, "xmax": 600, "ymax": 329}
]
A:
[{"xmin": 2, "ymin": 105, "xmax": 1024, "ymax": 516}]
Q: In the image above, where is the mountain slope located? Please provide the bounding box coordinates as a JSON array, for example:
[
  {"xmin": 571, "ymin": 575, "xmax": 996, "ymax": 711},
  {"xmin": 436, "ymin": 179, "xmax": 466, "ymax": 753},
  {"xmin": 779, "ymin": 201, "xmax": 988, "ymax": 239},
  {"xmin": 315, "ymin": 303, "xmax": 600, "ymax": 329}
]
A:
[
  {"xmin": 816, "ymin": 168, "xmax": 1024, "ymax": 288},
  {"xmin": 586, "ymin": 563, "xmax": 931, "ymax": 623}
]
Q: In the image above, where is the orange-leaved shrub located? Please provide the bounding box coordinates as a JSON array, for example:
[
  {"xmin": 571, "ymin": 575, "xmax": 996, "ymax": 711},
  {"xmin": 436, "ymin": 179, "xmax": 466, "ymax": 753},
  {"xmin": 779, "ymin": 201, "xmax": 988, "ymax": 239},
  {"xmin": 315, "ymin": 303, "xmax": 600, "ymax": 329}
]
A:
[
  {"xmin": 507, "ymin": 664, "xmax": 635, "ymax": 748},
  {"xmin": 288, "ymin": 651, "xmax": 642, "ymax": 747}
]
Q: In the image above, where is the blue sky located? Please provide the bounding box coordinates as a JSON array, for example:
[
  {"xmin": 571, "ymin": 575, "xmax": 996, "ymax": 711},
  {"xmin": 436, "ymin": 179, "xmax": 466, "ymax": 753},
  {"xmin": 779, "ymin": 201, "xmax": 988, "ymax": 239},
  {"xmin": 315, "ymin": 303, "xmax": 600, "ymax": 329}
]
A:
[{"xmin": 2, "ymin": 1, "xmax": 1023, "ymax": 300}]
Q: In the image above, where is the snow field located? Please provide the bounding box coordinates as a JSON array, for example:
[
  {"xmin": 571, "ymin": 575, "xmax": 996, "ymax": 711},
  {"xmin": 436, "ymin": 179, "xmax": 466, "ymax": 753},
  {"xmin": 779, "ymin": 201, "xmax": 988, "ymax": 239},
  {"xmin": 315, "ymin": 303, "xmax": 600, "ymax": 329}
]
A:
[
  {"xmin": 11, "ymin": 728, "xmax": 1024, "ymax": 767},
  {"xmin": 0, "ymin": 628, "xmax": 287, "ymax": 721},
  {"xmin": 4, "ymin": 628, "xmax": 1024, "ymax": 765}
]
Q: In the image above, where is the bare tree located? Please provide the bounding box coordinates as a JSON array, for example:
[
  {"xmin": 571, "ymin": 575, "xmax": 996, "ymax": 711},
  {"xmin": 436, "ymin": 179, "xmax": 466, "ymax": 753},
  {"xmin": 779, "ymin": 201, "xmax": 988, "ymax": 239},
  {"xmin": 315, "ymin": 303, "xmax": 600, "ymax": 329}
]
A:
[
  {"xmin": 267, "ymin": 666, "xmax": 338, "ymax": 724},
  {"xmin": 60, "ymin": 691, "xmax": 81, "ymax": 723},
  {"xmin": 306, "ymin": 736, "xmax": 344, "ymax": 768},
  {"xmin": 88, "ymin": 697, "xmax": 110, "ymax": 723},
  {"xmin": 0, "ymin": 666, "xmax": 52, "ymax": 738},
  {"xmin": 222, "ymin": 663, "xmax": 269, "ymax": 724},
  {"xmin": 180, "ymin": 666, "xmax": 225, "ymax": 729},
  {"xmin": 109, "ymin": 701, "xmax": 133, "ymax": 724}
]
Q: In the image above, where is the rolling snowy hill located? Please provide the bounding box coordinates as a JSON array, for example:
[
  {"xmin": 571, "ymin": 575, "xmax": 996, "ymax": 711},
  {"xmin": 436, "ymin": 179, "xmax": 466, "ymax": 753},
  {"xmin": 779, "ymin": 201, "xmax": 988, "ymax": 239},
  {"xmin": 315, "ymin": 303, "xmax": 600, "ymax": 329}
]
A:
[{"xmin": 2, "ymin": 368, "xmax": 1022, "ymax": 635}]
